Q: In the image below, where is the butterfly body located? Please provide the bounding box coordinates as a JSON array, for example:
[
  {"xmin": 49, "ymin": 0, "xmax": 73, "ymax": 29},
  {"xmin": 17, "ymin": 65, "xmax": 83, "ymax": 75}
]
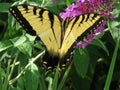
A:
[{"xmin": 9, "ymin": 5, "xmax": 104, "ymax": 69}]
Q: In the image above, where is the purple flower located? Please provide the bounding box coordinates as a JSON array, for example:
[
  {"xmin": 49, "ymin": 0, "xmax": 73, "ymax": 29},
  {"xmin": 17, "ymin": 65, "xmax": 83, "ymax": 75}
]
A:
[
  {"xmin": 60, "ymin": 0, "xmax": 114, "ymax": 20},
  {"xmin": 60, "ymin": 3, "xmax": 83, "ymax": 19},
  {"xmin": 76, "ymin": 33, "xmax": 94, "ymax": 48}
]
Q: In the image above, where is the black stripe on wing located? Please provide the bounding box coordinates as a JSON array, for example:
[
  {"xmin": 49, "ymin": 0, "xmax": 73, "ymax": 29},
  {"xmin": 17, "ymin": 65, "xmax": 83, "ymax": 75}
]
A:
[
  {"xmin": 65, "ymin": 14, "xmax": 104, "ymax": 40},
  {"xmin": 9, "ymin": 5, "xmax": 36, "ymax": 35},
  {"xmin": 77, "ymin": 16, "xmax": 104, "ymax": 40},
  {"xmin": 9, "ymin": 5, "xmax": 59, "ymax": 36}
]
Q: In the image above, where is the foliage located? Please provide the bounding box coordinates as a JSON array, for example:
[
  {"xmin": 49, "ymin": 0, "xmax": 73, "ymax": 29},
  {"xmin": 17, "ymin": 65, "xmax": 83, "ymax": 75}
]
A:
[{"xmin": 0, "ymin": 0, "xmax": 120, "ymax": 90}]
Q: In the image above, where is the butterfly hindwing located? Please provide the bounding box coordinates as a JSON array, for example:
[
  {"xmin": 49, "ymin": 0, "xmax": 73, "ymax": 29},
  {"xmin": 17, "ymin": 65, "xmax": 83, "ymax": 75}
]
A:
[{"xmin": 60, "ymin": 14, "xmax": 104, "ymax": 57}]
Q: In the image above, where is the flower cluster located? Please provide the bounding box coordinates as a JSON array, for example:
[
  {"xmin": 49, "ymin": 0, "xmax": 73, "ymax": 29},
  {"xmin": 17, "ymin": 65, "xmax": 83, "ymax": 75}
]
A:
[
  {"xmin": 60, "ymin": 0, "xmax": 114, "ymax": 20},
  {"xmin": 60, "ymin": 0, "xmax": 114, "ymax": 48}
]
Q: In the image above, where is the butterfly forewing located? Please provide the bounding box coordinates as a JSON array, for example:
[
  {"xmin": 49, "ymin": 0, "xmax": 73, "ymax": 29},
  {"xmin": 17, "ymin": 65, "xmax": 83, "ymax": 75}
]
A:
[{"xmin": 9, "ymin": 5, "xmax": 62, "ymax": 55}]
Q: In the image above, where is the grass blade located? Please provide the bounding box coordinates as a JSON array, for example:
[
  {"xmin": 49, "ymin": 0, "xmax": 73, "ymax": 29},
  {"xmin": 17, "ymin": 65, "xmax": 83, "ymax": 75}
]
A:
[{"xmin": 104, "ymin": 38, "xmax": 119, "ymax": 90}]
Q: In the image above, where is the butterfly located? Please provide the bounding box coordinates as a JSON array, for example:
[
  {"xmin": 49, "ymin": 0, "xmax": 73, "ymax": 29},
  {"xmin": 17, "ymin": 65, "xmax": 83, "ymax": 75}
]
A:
[{"xmin": 9, "ymin": 4, "xmax": 104, "ymax": 69}]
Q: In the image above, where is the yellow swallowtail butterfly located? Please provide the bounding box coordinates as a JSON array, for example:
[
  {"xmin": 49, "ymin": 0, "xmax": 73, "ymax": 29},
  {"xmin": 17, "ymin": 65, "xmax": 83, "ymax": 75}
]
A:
[{"xmin": 9, "ymin": 4, "xmax": 104, "ymax": 69}]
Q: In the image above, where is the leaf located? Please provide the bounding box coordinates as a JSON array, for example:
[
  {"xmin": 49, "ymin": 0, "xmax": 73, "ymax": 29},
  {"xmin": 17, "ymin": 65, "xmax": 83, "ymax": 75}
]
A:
[
  {"xmin": 9, "ymin": 86, "xmax": 20, "ymax": 90},
  {"xmin": 0, "ymin": 3, "xmax": 11, "ymax": 13},
  {"xmin": 17, "ymin": 41, "xmax": 33, "ymax": 57},
  {"xmin": 73, "ymin": 49, "xmax": 89, "ymax": 78},
  {"xmin": 24, "ymin": 63, "xmax": 39, "ymax": 90},
  {"xmin": 0, "ymin": 67, "xmax": 5, "ymax": 78},
  {"xmin": 10, "ymin": 35, "xmax": 33, "ymax": 57},
  {"xmin": 10, "ymin": 35, "xmax": 26, "ymax": 47},
  {"xmin": 0, "ymin": 40, "xmax": 13, "ymax": 52},
  {"xmin": 91, "ymin": 39, "xmax": 109, "ymax": 56},
  {"xmin": 0, "ymin": 67, "xmax": 5, "ymax": 90}
]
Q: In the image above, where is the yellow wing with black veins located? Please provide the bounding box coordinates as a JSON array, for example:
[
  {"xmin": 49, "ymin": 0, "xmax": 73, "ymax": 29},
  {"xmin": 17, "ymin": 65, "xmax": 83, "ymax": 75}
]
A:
[
  {"xmin": 9, "ymin": 5, "xmax": 62, "ymax": 56},
  {"xmin": 59, "ymin": 14, "xmax": 104, "ymax": 58}
]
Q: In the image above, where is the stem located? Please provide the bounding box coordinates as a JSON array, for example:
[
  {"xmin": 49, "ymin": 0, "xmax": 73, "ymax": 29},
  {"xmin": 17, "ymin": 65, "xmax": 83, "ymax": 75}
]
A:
[
  {"xmin": 8, "ymin": 51, "xmax": 19, "ymax": 81},
  {"xmin": 9, "ymin": 50, "xmax": 45, "ymax": 85}
]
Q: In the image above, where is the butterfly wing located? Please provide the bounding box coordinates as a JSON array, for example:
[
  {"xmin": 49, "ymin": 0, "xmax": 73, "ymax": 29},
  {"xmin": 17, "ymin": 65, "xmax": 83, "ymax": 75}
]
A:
[
  {"xmin": 9, "ymin": 5, "xmax": 62, "ymax": 55},
  {"xmin": 59, "ymin": 14, "xmax": 104, "ymax": 57},
  {"xmin": 9, "ymin": 5, "xmax": 105, "ymax": 69}
]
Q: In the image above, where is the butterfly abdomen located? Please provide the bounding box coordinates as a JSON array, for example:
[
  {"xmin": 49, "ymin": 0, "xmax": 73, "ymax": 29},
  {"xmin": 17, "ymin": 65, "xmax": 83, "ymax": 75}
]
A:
[{"xmin": 42, "ymin": 51, "xmax": 60, "ymax": 69}]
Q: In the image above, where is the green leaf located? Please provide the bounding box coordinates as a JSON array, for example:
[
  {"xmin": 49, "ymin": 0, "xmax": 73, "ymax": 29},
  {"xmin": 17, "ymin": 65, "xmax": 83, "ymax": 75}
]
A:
[
  {"xmin": 39, "ymin": 69, "xmax": 47, "ymax": 90},
  {"xmin": 9, "ymin": 86, "xmax": 20, "ymax": 90},
  {"xmin": 0, "ymin": 67, "xmax": 5, "ymax": 78},
  {"xmin": 70, "ymin": 67, "xmax": 92, "ymax": 90},
  {"xmin": 65, "ymin": 0, "xmax": 71, "ymax": 6},
  {"xmin": 0, "ymin": 67, "xmax": 5, "ymax": 90},
  {"xmin": 17, "ymin": 42, "xmax": 33, "ymax": 57},
  {"xmin": 10, "ymin": 35, "xmax": 26, "ymax": 47},
  {"xmin": 10, "ymin": 35, "xmax": 33, "ymax": 57},
  {"xmin": 0, "ymin": 3, "xmax": 12, "ymax": 13},
  {"xmin": 107, "ymin": 18, "xmax": 120, "ymax": 41},
  {"xmin": 24, "ymin": 63, "xmax": 39, "ymax": 90},
  {"xmin": 0, "ymin": 40, "xmax": 13, "ymax": 52},
  {"xmin": 91, "ymin": 39, "xmax": 109, "ymax": 56},
  {"xmin": 43, "ymin": 0, "xmax": 66, "ymax": 14},
  {"xmin": 73, "ymin": 49, "xmax": 89, "ymax": 78}
]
